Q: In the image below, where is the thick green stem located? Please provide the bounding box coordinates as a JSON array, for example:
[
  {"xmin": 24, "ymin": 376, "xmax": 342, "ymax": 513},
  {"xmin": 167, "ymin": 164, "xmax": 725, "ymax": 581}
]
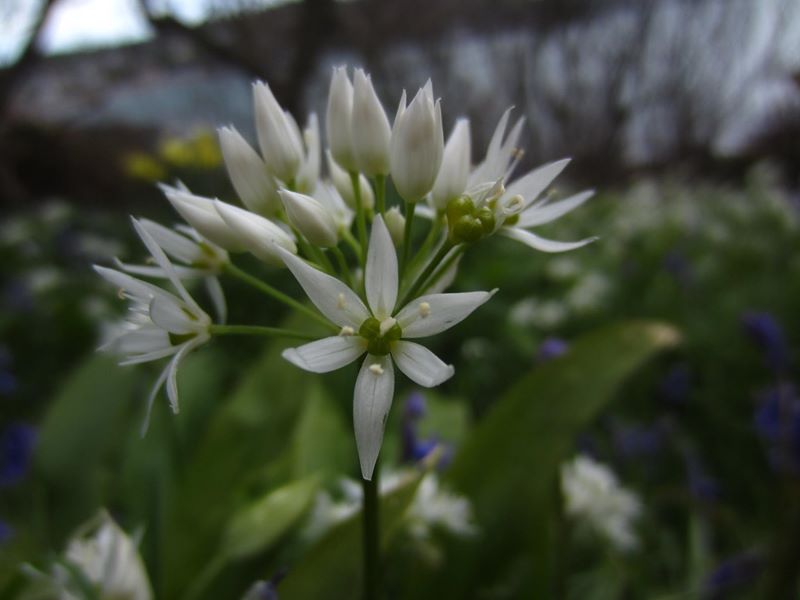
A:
[
  {"xmin": 223, "ymin": 263, "xmax": 337, "ymax": 333},
  {"xmin": 399, "ymin": 240, "xmax": 455, "ymax": 307},
  {"xmin": 351, "ymin": 171, "xmax": 368, "ymax": 269},
  {"xmin": 374, "ymin": 174, "xmax": 386, "ymax": 215},
  {"xmin": 362, "ymin": 465, "xmax": 381, "ymax": 600},
  {"xmin": 209, "ymin": 324, "xmax": 317, "ymax": 340}
]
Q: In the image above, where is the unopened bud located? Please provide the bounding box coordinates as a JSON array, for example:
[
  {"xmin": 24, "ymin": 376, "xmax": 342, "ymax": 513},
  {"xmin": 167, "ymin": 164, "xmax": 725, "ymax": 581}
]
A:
[
  {"xmin": 213, "ymin": 200, "xmax": 297, "ymax": 266},
  {"xmin": 384, "ymin": 207, "xmax": 405, "ymax": 247},
  {"xmin": 326, "ymin": 151, "xmax": 375, "ymax": 210},
  {"xmin": 431, "ymin": 119, "xmax": 471, "ymax": 211},
  {"xmin": 279, "ymin": 189, "xmax": 339, "ymax": 247},
  {"xmin": 252, "ymin": 81, "xmax": 304, "ymax": 183},
  {"xmin": 218, "ymin": 126, "xmax": 281, "ymax": 217},
  {"xmin": 352, "ymin": 69, "xmax": 391, "ymax": 176}
]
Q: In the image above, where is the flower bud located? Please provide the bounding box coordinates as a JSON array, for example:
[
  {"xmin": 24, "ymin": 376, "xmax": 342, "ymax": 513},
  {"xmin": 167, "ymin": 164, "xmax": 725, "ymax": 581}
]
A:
[
  {"xmin": 352, "ymin": 68, "xmax": 391, "ymax": 176},
  {"xmin": 161, "ymin": 184, "xmax": 245, "ymax": 251},
  {"xmin": 279, "ymin": 189, "xmax": 339, "ymax": 247},
  {"xmin": 431, "ymin": 119, "xmax": 471, "ymax": 211},
  {"xmin": 326, "ymin": 151, "xmax": 375, "ymax": 210},
  {"xmin": 253, "ymin": 81, "xmax": 304, "ymax": 183},
  {"xmin": 213, "ymin": 200, "xmax": 297, "ymax": 266},
  {"xmin": 389, "ymin": 82, "xmax": 444, "ymax": 202},
  {"xmin": 326, "ymin": 67, "xmax": 356, "ymax": 172},
  {"xmin": 217, "ymin": 126, "xmax": 281, "ymax": 217},
  {"xmin": 384, "ymin": 207, "xmax": 405, "ymax": 247},
  {"xmin": 296, "ymin": 113, "xmax": 321, "ymax": 194}
]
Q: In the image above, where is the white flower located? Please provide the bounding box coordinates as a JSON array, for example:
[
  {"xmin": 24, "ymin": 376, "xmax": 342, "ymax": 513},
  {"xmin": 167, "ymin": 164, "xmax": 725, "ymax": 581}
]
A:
[
  {"xmin": 431, "ymin": 118, "xmax": 471, "ymax": 211},
  {"xmin": 63, "ymin": 512, "xmax": 152, "ymax": 600},
  {"xmin": 561, "ymin": 455, "xmax": 642, "ymax": 552},
  {"xmin": 326, "ymin": 66, "xmax": 357, "ymax": 172},
  {"xmin": 326, "ymin": 150, "xmax": 374, "ymax": 211},
  {"xmin": 213, "ymin": 201, "xmax": 297, "ymax": 266},
  {"xmin": 278, "ymin": 216, "xmax": 495, "ymax": 479},
  {"xmin": 95, "ymin": 219, "xmax": 212, "ymax": 432},
  {"xmin": 406, "ymin": 473, "xmax": 477, "ymax": 539},
  {"xmin": 467, "ymin": 107, "xmax": 525, "ymax": 188},
  {"xmin": 160, "ymin": 184, "xmax": 245, "ymax": 252},
  {"xmin": 279, "ymin": 189, "xmax": 339, "ymax": 247},
  {"xmin": 253, "ymin": 81, "xmax": 305, "ymax": 183},
  {"xmin": 218, "ymin": 126, "xmax": 282, "ymax": 217},
  {"xmin": 390, "ymin": 82, "xmax": 444, "ymax": 202},
  {"xmin": 352, "ymin": 68, "xmax": 392, "ymax": 176},
  {"xmin": 296, "ymin": 112, "xmax": 322, "ymax": 194},
  {"xmin": 114, "ymin": 218, "xmax": 229, "ymax": 322}
]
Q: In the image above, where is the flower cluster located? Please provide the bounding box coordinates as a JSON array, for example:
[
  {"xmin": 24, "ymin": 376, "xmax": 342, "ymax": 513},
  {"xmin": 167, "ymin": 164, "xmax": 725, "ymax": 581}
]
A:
[{"xmin": 97, "ymin": 66, "xmax": 595, "ymax": 480}]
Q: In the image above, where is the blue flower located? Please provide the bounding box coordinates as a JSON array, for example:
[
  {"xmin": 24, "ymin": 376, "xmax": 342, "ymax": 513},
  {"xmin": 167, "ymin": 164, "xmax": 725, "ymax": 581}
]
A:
[
  {"xmin": 536, "ymin": 337, "xmax": 569, "ymax": 363},
  {"xmin": 0, "ymin": 423, "xmax": 37, "ymax": 487},
  {"xmin": 611, "ymin": 421, "xmax": 663, "ymax": 461},
  {"xmin": 685, "ymin": 455, "xmax": 719, "ymax": 502},
  {"xmin": 741, "ymin": 311, "xmax": 790, "ymax": 373},
  {"xmin": 0, "ymin": 520, "xmax": 13, "ymax": 545},
  {"xmin": 659, "ymin": 363, "xmax": 691, "ymax": 405},
  {"xmin": 753, "ymin": 384, "xmax": 800, "ymax": 475},
  {"xmin": 704, "ymin": 550, "xmax": 763, "ymax": 598},
  {"xmin": 400, "ymin": 393, "xmax": 452, "ymax": 467}
]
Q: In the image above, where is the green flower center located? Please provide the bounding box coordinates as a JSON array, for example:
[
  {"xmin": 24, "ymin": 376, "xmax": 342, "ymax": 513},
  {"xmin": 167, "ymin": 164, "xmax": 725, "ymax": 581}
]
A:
[
  {"xmin": 359, "ymin": 316, "xmax": 402, "ymax": 356},
  {"xmin": 446, "ymin": 196, "xmax": 495, "ymax": 244}
]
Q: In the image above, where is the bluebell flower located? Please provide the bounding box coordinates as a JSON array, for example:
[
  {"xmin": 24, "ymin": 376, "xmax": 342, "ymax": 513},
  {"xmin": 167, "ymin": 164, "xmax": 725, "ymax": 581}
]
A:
[
  {"xmin": 400, "ymin": 393, "xmax": 453, "ymax": 468},
  {"xmin": 659, "ymin": 363, "xmax": 691, "ymax": 405},
  {"xmin": 741, "ymin": 311, "xmax": 790, "ymax": 373},
  {"xmin": 611, "ymin": 421, "xmax": 663, "ymax": 461},
  {"xmin": 536, "ymin": 337, "xmax": 569, "ymax": 363},
  {"xmin": 685, "ymin": 454, "xmax": 719, "ymax": 502},
  {"xmin": 0, "ymin": 371, "xmax": 17, "ymax": 396},
  {"xmin": 0, "ymin": 520, "xmax": 13, "ymax": 545},
  {"xmin": 704, "ymin": 550, "xmax": 763, "ymax": 598},
  {"xmin": 753, "ymin": 384, "xmax": 800, "ymax": 475},
  {"xmin": 0, "ymin": 423, "xmax": 37, "ymax": 487}
]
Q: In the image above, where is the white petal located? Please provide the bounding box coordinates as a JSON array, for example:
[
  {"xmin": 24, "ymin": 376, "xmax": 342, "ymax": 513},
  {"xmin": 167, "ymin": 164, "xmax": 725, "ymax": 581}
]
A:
[
  {"xmin": 131, "ymin": 218, "xmax": 204, "ymax": 316},
  {"xmin": 516, "ymin": 190, "xmax": 594, "ymax": 228},
  {"xmin": 354, "ymin": 355, "xmax": 395, "ymax": 480},
  {"xmin": 391, "ymin": 341, "xmax": 454, "ymax": 387},
  {"xmin": 118, "ymin": 346, "xmax": 178, "ymax": 366},
  {"xmin": 326, "ymin": 67, "xmax": 356, "ymax": 172},
  {"xmin": 161, "ymin": 185, "xmax": 245, "ymax": 251},
  {"xmin": 138, "ymin": 219, "xmax": 202, "ymax": 264},
  {"xmin": 278, "ymin": 247, "xmax": 369, "ymax": 328},
  {"xmin": 166, "ymin": 338, "xmax": 203, "ymax": 414},
  {"xmin": 148, "ymin": 296, "xmax": 194, "ymax": 334},
  {"xmin": 140, "ymin": 363, "xmax": 171, "ymax": 437},
  {"xmin": 94, "ymin": 265, "xmax": 170, "ymax": 302},
  {"xmin": 204, "ymin": 277, "xmax": 227, "ymax": 324},
  {"xmin": 426, "ymin": 255, "xmax": 461, "ymax": 295},
  {"xmin": 214, "ymin": 200, "xmax": 297, "ymax": 266},
  {"xmin": 505, "ymin": 158, "xmax": 571, "ymax": 209},
  {"xmin": 365, "ymin": 215, "xmax": 398, "ymax": 319},
  {"xmin": 103, "ymin": 327, "xmax": 170, "ymax": 356},
  {"xmin": 113, "ymin": 260, "xmax": 206, "ymax": 280},
  {"xmin": 500, "ymin": 227, "xmax": 598, "ymax": 253},
  {"xmin": 396, "ymin": 290, "xmax": 496, "ymax": 338},
  {"xmin": 352, "ymin": 69, "xmax": 391, "ymax": 176},
  {"xmin": 218, "ymin": 126, "xmax": 280, "ymax": 216},
  {"xmin": 282, "ymin": 336, "xmax": 366, "ymax": 373},
  {"xmin": 253, "ymin": 81, "xmax": 304, "ymax": 182}
]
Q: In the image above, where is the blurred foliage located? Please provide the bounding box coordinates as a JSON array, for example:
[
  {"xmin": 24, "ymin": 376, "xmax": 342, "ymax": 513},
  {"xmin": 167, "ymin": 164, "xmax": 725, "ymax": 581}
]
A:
[{"xmin": 1, "ymin": 164, "xmax": 800, "ymax": 598}]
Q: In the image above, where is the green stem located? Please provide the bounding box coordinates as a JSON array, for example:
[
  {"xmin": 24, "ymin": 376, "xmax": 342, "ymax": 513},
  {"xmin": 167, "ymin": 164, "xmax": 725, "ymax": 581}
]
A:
[
  {"xmin": 399, "ymin": 240, "xmax": 454, "ymax": 307},
  {"xmin": 223, "ymin": 262, "xmax": 337, "ymax": 333},
  {"xmin": 315, "ymin": 247, "xmax": 337, "ymax": 275},
  {"xmin": 422, "ymin": 245, "xmax": 465, "ymax": 295},
  {"xmin": 342, "ymin": 229, "xmax": 363, "ymax": 263},
  {"xmin": 351, "ymin": 171, "xmax": 368, "ymax": 269},
  {"xmin": 209, "ymin": 324, "xmax": 317, "ymax": 340},
  {"xmin": 332, "ymin": 246, "xmax": 354, "ymax": 288},
  {"xmin": 400, "ymin": 200, "xmax": 416, "ymax": 280},
  {"xmin": 408, "ymin": 213, "xmax": 443, "ymax": 274},
  {"xmin": 362, "ymin": 465, "xmax": 381, "ymax": 600},
  {"xmin": 374, "ymin": 174, "xmax": 386, "ymax": 215}
]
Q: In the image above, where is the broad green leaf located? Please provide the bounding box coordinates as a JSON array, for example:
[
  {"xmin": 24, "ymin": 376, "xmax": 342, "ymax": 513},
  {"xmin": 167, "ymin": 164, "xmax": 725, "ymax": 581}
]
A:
[
  {"xmin": 221, "ymin": 476, "xmax": 319, "ymax": 561},
  {"xmin": 279, "ymin": 473, "xmax": 422, "ymax": 600},
  {"xmin": 424, "ymin": 321, "xmax": 680, "ymax": 598}
]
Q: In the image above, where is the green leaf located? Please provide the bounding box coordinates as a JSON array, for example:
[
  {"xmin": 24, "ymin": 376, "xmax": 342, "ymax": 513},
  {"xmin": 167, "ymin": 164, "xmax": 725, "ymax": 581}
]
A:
[
  {"xmin": 434, "ymin": 321, "xmax": 681, "ymax": 598},
  {"xmin": 279, "ymin": 473, "xmax": 421, "ymax": 600},
  {"xmin": 221, "ymin": 476, "xmax": 319, "ymax": 561}
]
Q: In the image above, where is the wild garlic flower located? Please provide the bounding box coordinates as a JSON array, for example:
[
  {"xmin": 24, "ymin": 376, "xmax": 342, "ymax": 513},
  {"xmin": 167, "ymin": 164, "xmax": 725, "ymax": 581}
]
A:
[
  {"xmin": 96, "ymin": 219, "xmax": 212, "ymax": 433},
  {"xmin": 279, "ymin": 216, "xmax": 495, "ymax": 479},
  {"xmin": 561, "ymin": 455, "xmax": 642, "ymax": 552},
  {"xmin": 114, "ymin": 218, "xmax": 229, "ymax": 322},
  {"xmin": 23, "ymin": 511, "xmax": 152, "ymax": 600},
  {"xmin": 218, "ymin": 125, "xmax": 282, "ymax": 217}
]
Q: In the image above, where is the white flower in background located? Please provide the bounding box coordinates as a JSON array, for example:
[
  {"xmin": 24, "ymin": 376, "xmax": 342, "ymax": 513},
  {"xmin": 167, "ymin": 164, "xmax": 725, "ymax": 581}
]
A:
[
  {"xmin": 95, "ymin": 219, "xmax": 212, "ymax": 433},
  {"xmin": 218, "ymin": 125, "xmax": 282, "ymax": 217},
  {"xmin": 304, "ymin": 472, "xmax": 475, "ymax": 542},
  {"xmin": 326, "ymin": 150, "xmax": 375, "ymax": 211},
  {"xmin": 546, "ymin": 256, "xmax": 581, "ymax": 281},
  {"xmin": 390, "ymin": 82, "xmax": 444, "ymax": 202},
  {"xmin": 430, "ymin": 118, "xmax": 471, "ymax": 212},
  {"xmin": 326, "ymin": 66, "xmax": 357, "ymax": 172},
  {"xmin": 114, "ymin": 218, "xmax": 229, "ymax": 322},
  {"xmin": 279, "ymin": 189, "xmax": 340, "ymax": 248},
  {"xmin": 23, "ymin": 511, "xmax": 152, "ymax": 600},
  {"xmin": 213, "ymin": 201, "xmax": 298, "ymax": 267},
  {"xmin": 561, "ymin": 455, "xmax": 642, "ymax": 552},
  {"xmin": 352, "ymin": 68, "xmax": 392, "ymax": 176},
  {"xmin": 253, "ymin": 81, "xmax": 305, "ymax": 184},
  {"xmin": 279, "ymin": 216, "xmax": 495, "ymax": 479},
  {"xmin": 508, "ymin": 297, "xmax": 567, "ymax": 330},
  {"xmin": 567, "ymin": 272, "xmax": 611, "ymax": 313}
]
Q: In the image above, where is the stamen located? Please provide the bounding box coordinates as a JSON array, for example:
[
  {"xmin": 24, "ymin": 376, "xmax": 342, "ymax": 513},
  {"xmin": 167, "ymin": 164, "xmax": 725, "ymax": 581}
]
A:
[
  {"xmin": 369, "ymin": 363, "xmax": 384, "ymax": 375},
  {"xmin": 117, "ymin": 288, "xmax": 126, "ymax": 299},
  {"xmin": 339, "ymin": 326, "xmax": 355, "ymax": 336},
  {"xmin": 337, "ymin": 293, "xmax": 346, "ymax": 309},
  {"xmin": 512, "ymin": 147, "xmax": 525, "ymax": 160},
  {"xmin": 419, "ymin": 302, "xmax": 431, "ymax": 318},
  {"xmin": 379, "ymin": 317, "xmax": 397, "ymax": 337},
  {"xmin": 503, "ymin": 194, "xmax": 524, "ymax": 215}
]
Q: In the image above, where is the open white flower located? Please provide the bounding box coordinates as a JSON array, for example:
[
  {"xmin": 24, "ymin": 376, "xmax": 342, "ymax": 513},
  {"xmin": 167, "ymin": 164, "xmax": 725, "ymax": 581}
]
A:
[
  {"xmin": 114, "ymin": 218, "xmax": 229, "ymax": 322},
  {"xmin": 95, "ymin": 219, "xmax": 212, "ymax": 433},
  {"xmin": 279, "ymin": 216, "xmax": 495, "ymax": 479}
]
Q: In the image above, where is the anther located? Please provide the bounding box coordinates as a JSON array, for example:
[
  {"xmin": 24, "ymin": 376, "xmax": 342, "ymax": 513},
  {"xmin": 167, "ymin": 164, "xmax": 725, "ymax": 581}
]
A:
[
  {"xmin": 117, "ymin": 288, "xmax": 126, "ymax": 299},
  {"xmin": 419, "ymin": 302, "xmax": 431, "ymax": 318},
  {"xmin": 369, "ymin": 363, "xmax": 384, "ymax": 375},
  {"xmin": 339, "ymin": 326, "xmax": 355, "ymax": 336}
]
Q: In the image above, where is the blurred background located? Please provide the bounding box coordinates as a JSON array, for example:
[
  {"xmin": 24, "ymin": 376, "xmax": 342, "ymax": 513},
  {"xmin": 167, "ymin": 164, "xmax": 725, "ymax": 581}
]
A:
[{"xmin": 2, "ymin": 0, "xmax": 800, "ymax": 598}]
